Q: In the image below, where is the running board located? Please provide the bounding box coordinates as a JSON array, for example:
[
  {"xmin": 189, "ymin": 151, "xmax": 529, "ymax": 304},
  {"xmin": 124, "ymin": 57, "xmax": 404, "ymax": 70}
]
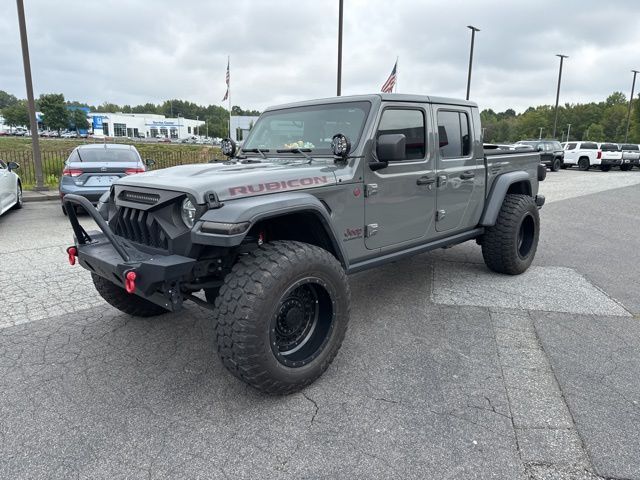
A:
[{"xmin": 346, "ymin": 228, "xmax": 484, "ymax": 274}]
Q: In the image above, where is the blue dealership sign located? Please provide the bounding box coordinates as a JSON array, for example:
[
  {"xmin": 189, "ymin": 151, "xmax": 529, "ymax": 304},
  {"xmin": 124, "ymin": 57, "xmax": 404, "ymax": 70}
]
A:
[{"xmin": 92, "ymin": 116, "xmax": 104, "ymax": 129}]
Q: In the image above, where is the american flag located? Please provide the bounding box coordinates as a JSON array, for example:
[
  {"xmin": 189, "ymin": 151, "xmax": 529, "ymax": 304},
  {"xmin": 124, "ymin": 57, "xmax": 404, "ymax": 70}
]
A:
[
  {"xmin": 381, "ymin": 60, "xmax": 397, "ymax": 93},
  {"xmin": 222, "ymin": 57, "xmax": 230, "ymax": 101}
]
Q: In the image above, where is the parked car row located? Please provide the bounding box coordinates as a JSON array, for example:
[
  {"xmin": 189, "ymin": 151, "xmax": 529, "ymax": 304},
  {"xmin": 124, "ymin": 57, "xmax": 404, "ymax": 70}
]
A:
[{"xmin": 561, "ymin": 141, "xmax": 640, "ymax": 171}]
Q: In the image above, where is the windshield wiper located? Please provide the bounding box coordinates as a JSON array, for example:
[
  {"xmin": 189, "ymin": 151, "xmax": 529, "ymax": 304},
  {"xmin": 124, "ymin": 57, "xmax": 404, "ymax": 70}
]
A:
[
  {"xmin": 276, "ymin": 148, "xmax": 315, "ymax": 163},
  {"xmin": 241, "ymin": 148, "xmax": 269, "ymax": 159}
]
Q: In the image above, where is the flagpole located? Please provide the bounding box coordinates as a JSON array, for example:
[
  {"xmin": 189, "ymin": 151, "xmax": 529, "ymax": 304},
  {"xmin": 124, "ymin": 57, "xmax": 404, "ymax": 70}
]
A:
[{"xmin": 228, "ymin": 55, "xmax": 231, "ymax": 138}]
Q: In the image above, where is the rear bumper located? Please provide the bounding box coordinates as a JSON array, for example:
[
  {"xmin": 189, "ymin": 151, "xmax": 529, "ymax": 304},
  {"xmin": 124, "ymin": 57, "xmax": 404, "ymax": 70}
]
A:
[
  {"xmin": 600, "ymin": 159, "xmax": 622, "ymax": 166},
  {"xmin": 622, "ymin": 157, "xmax": 640, "ymax": 166},
  {"xmin": 63, "ymin": 194, "xmax": 196, "ymax": 311}
]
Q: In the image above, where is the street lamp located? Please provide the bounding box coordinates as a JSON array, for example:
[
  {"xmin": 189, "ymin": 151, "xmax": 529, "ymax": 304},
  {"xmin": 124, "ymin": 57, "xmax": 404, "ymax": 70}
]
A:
[
  {"xmin": 625, "ymin": 70, "xmax": 639, "ymax": 143},
  {"xmin": 466, "ymin": 25, "xmax": 480, "ymax": 101},
  {"xmin": 196, "ymin": 115, "xmax": 199, "ymax": 137},
  {"xmin": 552, "ymin": 54, "xmax": 568, "ymax": 139},
  {"xmin": 539, "ymin": 127, "xmax": 544, "ymax": 140},
  {"xmin": 336, "ymin": 0, "xmax": 344, "ymax": 96},
  {"xmin": 16, "ymin": 0, "xmax": 46, "ymax": 190},
  {"xmin": 566, "ymin": 123, "xmax": 572, "ymax": 142}
]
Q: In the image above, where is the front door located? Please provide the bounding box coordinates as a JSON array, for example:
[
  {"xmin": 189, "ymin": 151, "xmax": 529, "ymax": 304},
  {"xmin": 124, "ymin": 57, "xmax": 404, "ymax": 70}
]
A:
[
  {"xmin": 364, "ymin": 105, "xmax": 436, "ymax": 249},
  {"xmin": 434, "ymin": 107, "xmax": 482, "ymax": 232},
  {"xmin": 0, "ymin": 161, "xmax": 12, "ymax": 212}
]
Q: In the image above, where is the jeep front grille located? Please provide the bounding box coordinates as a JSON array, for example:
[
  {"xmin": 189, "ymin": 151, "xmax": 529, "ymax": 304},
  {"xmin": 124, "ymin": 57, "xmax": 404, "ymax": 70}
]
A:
[{"xmin": 113, "ymin": 207, "xmax": 168, "ymax": 249}]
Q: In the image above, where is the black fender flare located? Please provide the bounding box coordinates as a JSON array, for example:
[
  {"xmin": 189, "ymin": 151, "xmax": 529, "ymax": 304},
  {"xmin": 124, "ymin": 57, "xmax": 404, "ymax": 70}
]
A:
[
  {"xmin": 479, "ymin": 171, "xmax": 532, "ymax": 227},
  {"xmin": 192, "ymin": 192, "xmax": 347, "ymax": 266}
]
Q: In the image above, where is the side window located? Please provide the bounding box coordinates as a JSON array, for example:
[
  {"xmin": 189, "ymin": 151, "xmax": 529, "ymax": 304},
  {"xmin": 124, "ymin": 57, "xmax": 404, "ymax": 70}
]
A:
[
  {"xmin": 438, "ymin": 110, "xmax": 471, "ymax": 158},
  {"xmin": 566, "ymin": 142, "xmax": 577, "ymax": 150},
  {"xmin": 0, "ymin": 161, "xmax": 6, "ymax": 170},
  {"xmin": 545, "ymin": 143, "xmax": 553, "ymax": 151},
  {"xmin": 377, "ymin": 109, "xmax": 425, "ymax": 160}
]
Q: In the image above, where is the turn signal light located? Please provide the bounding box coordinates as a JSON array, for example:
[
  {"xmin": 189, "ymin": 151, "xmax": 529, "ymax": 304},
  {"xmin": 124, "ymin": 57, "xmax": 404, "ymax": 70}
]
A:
[
  {"xmin": 66, "ymin": 246, "xmax": 78, "ymax": 265},
  {"xmin": 124, "ymin": 270, "xmax": 137, "ymax": 294}
]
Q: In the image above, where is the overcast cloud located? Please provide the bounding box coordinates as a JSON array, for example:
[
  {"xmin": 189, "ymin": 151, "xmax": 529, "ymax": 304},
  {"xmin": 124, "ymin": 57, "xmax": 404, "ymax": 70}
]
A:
[{"xmin": 1, "ymin": 0, "xmax": 639, "ymax": 113}]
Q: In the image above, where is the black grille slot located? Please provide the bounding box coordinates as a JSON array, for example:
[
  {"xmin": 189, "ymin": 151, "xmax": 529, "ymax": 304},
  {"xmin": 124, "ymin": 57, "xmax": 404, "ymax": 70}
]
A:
[{"xmin": 114, "ymin": 207, "xmax": 168, "ymax": 250}]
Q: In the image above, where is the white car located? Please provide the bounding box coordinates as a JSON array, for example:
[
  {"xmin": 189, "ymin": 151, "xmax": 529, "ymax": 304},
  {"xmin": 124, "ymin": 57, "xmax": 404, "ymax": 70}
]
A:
[
  {"xmin": 562, "ymin": 141, "xmax": 621, "ymax": 171},
  {"xmin": 620, "ymin": 143, "xmax": 640, "ymax": 170},
  {"xmin": 0, "ymin": 160, "xmax": 23, "ymax": 216}
]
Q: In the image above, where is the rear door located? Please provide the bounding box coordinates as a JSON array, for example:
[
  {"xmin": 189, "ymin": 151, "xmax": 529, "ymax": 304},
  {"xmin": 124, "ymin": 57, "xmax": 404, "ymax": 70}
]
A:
[
  {"xmin": 364, "ymin": 104, "xmax": 435, "ymax": 249},
  {"xmin": 434, "ymin": 106, "xmax": 483, "ymax": 232}
]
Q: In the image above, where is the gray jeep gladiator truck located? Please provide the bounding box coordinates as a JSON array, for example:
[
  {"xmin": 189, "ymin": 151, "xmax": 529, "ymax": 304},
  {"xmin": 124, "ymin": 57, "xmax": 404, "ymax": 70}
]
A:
[{"xmin": 64, "ymin": 94, "xmax": 545, "ymax": 394}]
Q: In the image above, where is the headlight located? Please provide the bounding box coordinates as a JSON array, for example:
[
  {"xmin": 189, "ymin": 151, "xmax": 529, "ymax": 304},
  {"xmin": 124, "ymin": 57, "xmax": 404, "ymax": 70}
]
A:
[{"xmin": 181, "ymin": 197, "xmax": 197, "ymax": 228}]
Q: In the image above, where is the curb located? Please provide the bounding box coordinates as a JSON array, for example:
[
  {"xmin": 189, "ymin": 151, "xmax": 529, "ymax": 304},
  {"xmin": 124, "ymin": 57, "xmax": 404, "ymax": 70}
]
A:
[{"xmin": 23, "ymin": 194, "xmax": 60, "ymax": 203}]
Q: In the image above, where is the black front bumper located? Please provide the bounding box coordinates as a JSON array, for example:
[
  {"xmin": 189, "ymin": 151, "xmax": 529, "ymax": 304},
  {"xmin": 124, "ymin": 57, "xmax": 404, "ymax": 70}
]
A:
[{"xmin": 63, "ymin": 194, "xmax": 196, "ymax": 311}]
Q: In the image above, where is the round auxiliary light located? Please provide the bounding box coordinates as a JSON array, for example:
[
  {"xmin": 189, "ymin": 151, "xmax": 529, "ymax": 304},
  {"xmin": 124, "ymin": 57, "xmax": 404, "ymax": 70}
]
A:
[
  {"xmin": 181, "ymin": 197, "xmax": 197, "ymax": 229},
  {"xmin": 331, "ymin": 133, "xmax": 351, "ymax": 159},
  {"xmin": 221, "ymin": 137, "xmax": 237, "ymax": 157}
]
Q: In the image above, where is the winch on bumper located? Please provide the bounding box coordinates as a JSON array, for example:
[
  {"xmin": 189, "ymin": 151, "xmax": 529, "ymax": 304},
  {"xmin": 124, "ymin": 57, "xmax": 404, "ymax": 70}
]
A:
[{"xmin": 63, "ymin": 194, "xmax": 196, "ymax": 311}]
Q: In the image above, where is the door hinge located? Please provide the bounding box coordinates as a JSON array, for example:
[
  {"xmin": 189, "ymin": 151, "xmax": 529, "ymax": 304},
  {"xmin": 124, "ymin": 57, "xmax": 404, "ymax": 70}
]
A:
[
  {"xmin": 364, "ymin": 183, "xmax": 378, "ymax": 197},
  {"xmin": 436, "ymin": 210, "xmax": 446, "ymax": 221},
  {"xmin": 365, "ymin": 223, "xmax": 379, "ymax": 237}
]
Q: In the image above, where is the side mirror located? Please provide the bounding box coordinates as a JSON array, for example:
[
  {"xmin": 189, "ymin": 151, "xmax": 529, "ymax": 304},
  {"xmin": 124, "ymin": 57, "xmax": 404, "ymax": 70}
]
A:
[
  {"xmin": 376, "ymin": 134, "xmax": 406, "ymax": 162},
  {"xmin": 537, "ymin": 146, "xmax": 544, "ymax": 152},
  {"xmin": 144, "ymin": 158, "xmax": 155, "ymax": 167},
  {"xmin": 7, "ymin": 161, "xmax": 19, "ymax": 172}
]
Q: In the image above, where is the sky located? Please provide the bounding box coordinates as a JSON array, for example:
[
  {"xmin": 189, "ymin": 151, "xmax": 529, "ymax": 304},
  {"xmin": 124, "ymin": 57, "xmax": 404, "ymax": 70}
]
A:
[{"xmin": 1, "ymin": 0, "xmax": 639, "ymax": 114}]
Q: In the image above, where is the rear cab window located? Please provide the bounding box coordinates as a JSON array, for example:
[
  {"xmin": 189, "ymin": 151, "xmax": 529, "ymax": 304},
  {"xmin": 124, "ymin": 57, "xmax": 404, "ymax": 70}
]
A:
[
  {"xmin": 621, "ymin": 144, "xmax": 638, "ymax": 151},
  {"xmin": 581, "ymin": 142, "xmax": 598, "ymax": 150},
  {"xmin": 437, "ymin": 110, "xmax": 472, "ymax": 158},
  {"xmin": 600, "ymin": 144, "xmax": 619, "ymax": 151}
]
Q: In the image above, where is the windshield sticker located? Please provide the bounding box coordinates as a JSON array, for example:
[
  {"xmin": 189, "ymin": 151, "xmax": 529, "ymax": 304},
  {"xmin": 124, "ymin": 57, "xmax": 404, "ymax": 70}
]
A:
[{"xmin": 229, "ymin": 176, "xmax": 329, "ymax": 196}]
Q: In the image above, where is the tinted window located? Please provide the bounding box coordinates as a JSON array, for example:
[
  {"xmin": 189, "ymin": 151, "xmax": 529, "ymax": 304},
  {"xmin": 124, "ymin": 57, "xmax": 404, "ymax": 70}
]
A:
[
  {"xmin": 600, "ymin": 143, "xmax": 619, "ymax": 151},
  {"xmin": 621, "ymin": 144, "xmax": 639, "ymax": 151},
  {"xmin": 581, "ymin": 142, "xmax": 597, "ymax": 150},
  {"xmin": 565, "ymin": 143, "xmax": 577, "ymax": 150},
  {"xmin": 438, "ymin": 110, "xmax": 471, "ymax": 158},
  {"xmin": 377, "ymin": 109, "xmax": 425, "ymax": 160},
  {"xmin": 0, "ymin": 161, "xmax": 6, "ymax": 169},
  {"xmin": 552, "ymin": 142, "xmax": 562, "ymax": 150},
  {"xmin": 517, "ymin": 141, "xmax": 538, "ymax": 147},
  {"xmin": 68, "ymin": 148, "xmax": 140, "ymax": 163}
]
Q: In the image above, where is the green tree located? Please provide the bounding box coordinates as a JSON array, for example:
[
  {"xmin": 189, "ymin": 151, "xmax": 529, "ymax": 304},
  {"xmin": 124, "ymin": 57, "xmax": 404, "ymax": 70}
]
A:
[
  {"xmin": 69, "ymin": 109, "xmax": 90, "ymax": 131},
  {"xmin": 584, "ymin": 123, "xmax": 604, "ymax": 141},
  {"xmin": 39, "ymin": 93, "xmax": 69, "ymax": 132},
  {"xmin": 605, "ymin": 92, "xmax": 626, "ymax": 107},
  {"xmin": 0, "ymin": 90, "xmax": 19, "ymax": 109},
  {"xmin": 2, "ymin": 100, "xmax": 30, "ymax": 128}
]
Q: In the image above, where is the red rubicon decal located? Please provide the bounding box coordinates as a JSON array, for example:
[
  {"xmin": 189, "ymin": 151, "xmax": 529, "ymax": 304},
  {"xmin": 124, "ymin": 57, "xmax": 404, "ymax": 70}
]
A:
[
  {"xmin": 353, "ymin": 187, "xmax": 361, "ymax": 197},
  {"xmin": 229, "ymin": 176, "xmax": 329, "ymax": 196}
]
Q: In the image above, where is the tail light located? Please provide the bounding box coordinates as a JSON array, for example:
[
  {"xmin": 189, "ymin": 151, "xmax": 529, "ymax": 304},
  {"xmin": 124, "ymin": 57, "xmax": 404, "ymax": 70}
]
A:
[
  {"xmin": 597, "ymin": 150, "xmax": 602, "ymax": 159},
  {"xmin": 125, "ymin": 167, "xmax": 145, "ymax": 175},
  {"xmin": 63, "ymin": 168, "xmax": 83, "ymax": 177}
]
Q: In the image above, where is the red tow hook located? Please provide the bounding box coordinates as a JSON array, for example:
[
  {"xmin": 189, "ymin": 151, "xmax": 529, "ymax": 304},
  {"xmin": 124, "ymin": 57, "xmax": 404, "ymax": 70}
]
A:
[
  {"xmin": 124, "ymin": 270, "xmax": 137, "ymax": 294},
  {"xmin": 67, "ymin": 246, "xmax": 78, "ymax": 266}
]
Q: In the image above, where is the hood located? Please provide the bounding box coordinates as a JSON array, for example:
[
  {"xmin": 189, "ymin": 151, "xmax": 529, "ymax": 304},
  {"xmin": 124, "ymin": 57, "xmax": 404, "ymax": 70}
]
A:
[{"xmin": 114, "ymin": 160, "xmax": 337, "ymax": 203}]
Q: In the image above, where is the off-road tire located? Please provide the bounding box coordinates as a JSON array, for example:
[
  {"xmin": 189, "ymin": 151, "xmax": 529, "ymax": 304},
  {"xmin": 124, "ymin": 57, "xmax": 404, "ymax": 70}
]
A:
[
  {"xmin": 578, "ymin": 157, "xmax": 590, "ymax": 171},
  {"xmin": 620, "ymin": 164, "xmax": 632, "ymax": 171},
  {"xmin": 13, "ymin": 184, "xmax": 23, "ymax": 209},
  {"xmin": 204, "ymin": 287, "xmax": 220, "ymax": 304},
  {"xmin": 91, "ymin": 273, "xmax": 168, "ymax": 317},
  {"xmin": 551, "ymin": 158, "xmax": 562, "ymax": 172},
  {"xmin": 600, "ymin": 165, "xmax": 611, "ymax": 172},
  {"xmin": 213, "ymin": 241, "xmax": 350, "ymax": 395},
  {"xmin": 481, "ymin": 194, "xmax": 540, "ymax": 275}
]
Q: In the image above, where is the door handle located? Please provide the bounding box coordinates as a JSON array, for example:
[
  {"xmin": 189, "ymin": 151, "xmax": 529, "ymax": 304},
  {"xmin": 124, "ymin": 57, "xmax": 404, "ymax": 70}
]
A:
[
  {"xmin": 416, "ymin": 175, "xmax": 436, "ymax": 185},
  {"xmin": 460, "ymin": 171, "xmax": 475, "ymax": 180}
]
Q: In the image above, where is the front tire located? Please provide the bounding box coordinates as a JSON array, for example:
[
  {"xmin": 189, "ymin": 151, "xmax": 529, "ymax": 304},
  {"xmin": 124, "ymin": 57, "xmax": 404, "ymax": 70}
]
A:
[
  {"xmin": 12, "ymin": 184, "xmax": 23, "ymax": 209},
  {"xmin": 481, "ymin": 194, "xmax": 540, "ymax": 275},
  {"xmin": 551, "ymin": 158, "xmax": 562, "ymax": 172},
  {"xmin": 91, "ymin": 273, "xmax": 169, "ymax": 317},
  {"xmin": 213, "ymin": 241, "xmax": 350, "ymax": 395}
]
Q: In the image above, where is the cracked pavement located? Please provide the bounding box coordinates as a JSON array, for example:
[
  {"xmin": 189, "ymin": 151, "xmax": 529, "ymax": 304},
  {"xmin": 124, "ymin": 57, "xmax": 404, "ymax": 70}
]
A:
[{"xmin": 0, "ymin": 169, "xmax": 639, "ymax": 479}]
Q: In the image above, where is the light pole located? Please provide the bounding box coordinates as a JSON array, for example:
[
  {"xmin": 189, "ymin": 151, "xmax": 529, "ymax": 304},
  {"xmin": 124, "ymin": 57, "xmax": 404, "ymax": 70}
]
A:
[
  {"xmin": 336, "ymin": 0, "xmax": 343, "ymax": 96},
  {"xmin": 566, "ymin": 123, "xmax": 571, "ymax": 142},
  {"xmin": 196, "ymin": 115, "xmax": 199, "ymax": 137},
  {"xmin": 539, "ymin": 127, "xmax": 544, "ymax": 140},
  {"xmin": 16, "ymin": 0, "xmax": 46, "ymax": 190},
  {"xmin": 552, "ymin": 54, "xmax": 568, "ymax": 139},
  {"xmin": 624, "ymin": 70, "xmax": 639, "ymax": 143},
  {"xmin": 466, "ymin": 25, "xmax": 480, "ymax": 101}
]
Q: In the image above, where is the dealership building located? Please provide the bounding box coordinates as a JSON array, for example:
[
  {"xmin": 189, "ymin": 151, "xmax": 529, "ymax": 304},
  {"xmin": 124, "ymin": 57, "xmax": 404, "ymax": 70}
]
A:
[{"xmin": 88, "ymin": 112, "xmax": 205, "ymax": 139}]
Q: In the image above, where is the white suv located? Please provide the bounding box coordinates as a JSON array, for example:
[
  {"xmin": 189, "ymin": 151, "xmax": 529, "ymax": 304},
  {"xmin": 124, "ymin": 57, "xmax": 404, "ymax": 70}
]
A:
[{"xmin": 562, "ymin": 141, "xmax": 621, "ymax": 172}]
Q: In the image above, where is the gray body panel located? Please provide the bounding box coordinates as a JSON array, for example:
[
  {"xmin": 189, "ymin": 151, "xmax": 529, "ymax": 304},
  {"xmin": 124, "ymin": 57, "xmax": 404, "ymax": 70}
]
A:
[{"xmin": 106, "ymin": 94, "xmax": 542, "ymax": 271}]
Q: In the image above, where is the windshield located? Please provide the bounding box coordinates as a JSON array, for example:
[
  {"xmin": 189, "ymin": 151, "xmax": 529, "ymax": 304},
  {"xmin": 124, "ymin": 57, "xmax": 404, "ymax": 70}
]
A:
[
  {"xmin": 242, "ymin": 101, "xmax": 371, "ymax": 154},
  {"xmin": 516, "ymin": 141, "xmax": 538, "ymax": 147},
  {"xmin": 69, "ymin": 148, "xmax": 140, "ymax": 163}
]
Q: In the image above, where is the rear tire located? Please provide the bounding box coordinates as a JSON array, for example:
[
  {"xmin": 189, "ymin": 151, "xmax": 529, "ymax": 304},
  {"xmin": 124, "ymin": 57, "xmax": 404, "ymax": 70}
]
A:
[
  {"xmin": 578, "ymin": 157, "xmax": 590, "ymax": 171},
  {"xmin": 92, "ymin": 273, "xmax": 169, "ymax": 317},
  {"xmin": 551, "ymin": 158, "xmax": 562, "ymax": 172},
  {"xmin": 13, "ymin": 184, "xmax": 23, "ymax": 209},
  {"xmin": 213, "ymin": 241, "xmax": 350, "ymax": 395},
  {"xmin": 600, "ymin": 165, "xmax": 611, "ymax": 172},
  {"xmin": 481, "ymin": 194, "xmax": 540, "ymax": 275},
  {"xmin": 620, "ymin": 164, "xmax": 632, "ymax": 171}
]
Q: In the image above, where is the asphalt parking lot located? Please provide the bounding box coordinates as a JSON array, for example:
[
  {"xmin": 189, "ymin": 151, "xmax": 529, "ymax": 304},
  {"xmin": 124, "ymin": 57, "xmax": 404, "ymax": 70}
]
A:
[{"xmin": 1, "ymin": 170, "xmax": 639, "ymax": 479}]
